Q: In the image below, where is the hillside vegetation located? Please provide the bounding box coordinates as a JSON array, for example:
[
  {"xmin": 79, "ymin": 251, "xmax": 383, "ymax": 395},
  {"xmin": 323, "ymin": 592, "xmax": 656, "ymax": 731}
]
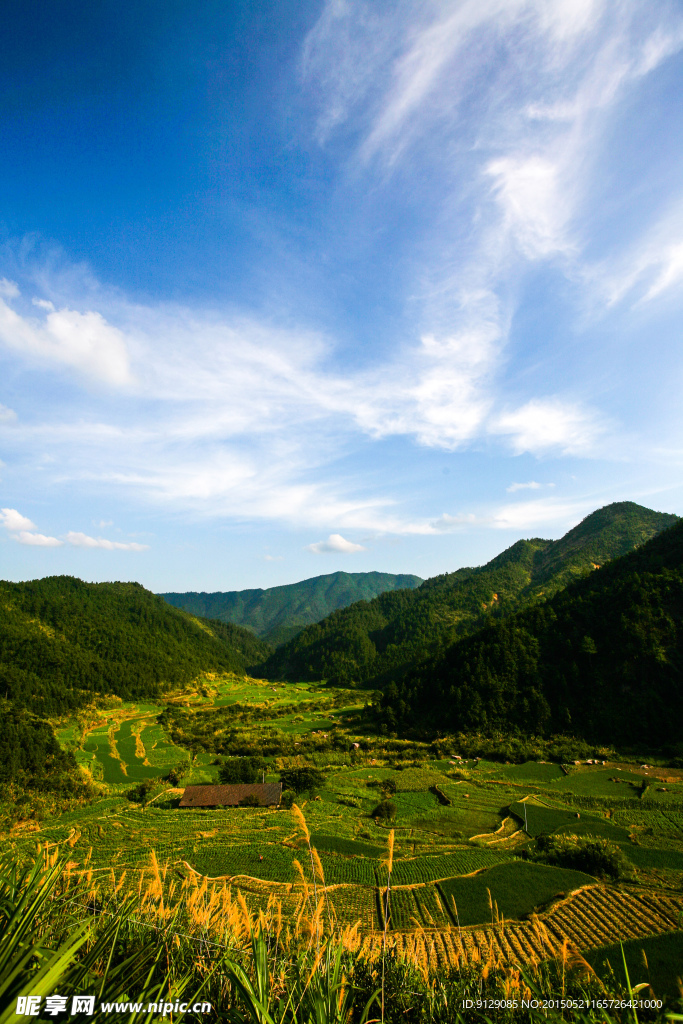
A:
[
  {"xmin": 376, "ymin": 514, "xmax": 683, "ymax": 745},
  {"xmin": 261, "ymin": 502, "xmax": 678, "ymax": 687},
  {"xmin": 0, "ymin": 576, "xmax": 271, "ymax": 715},
  {"xmin": 161, "ymin": 570, "xmax": 423, "ymax": 646}
]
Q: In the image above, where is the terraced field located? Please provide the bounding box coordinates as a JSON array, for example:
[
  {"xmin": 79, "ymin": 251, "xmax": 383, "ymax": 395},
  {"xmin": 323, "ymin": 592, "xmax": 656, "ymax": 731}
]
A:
[
  {"xmin": 363, "ymin": 886, "xmax": 683, "ymax": 969},
  {"xmin": 36, "ymin": 679, "xmax": 683, "ymax": 982}
]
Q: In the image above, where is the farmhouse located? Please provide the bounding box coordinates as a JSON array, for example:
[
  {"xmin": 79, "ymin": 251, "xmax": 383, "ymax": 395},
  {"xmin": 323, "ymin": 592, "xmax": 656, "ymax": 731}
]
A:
[{"xmin": 179, "ymin": 783, "xmax": 282, "ymax": 808}]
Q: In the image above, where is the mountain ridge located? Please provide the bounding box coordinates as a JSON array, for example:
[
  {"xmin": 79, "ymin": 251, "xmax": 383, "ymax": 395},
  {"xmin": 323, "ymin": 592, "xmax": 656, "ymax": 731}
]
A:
[
  {"xmin": 259, "ymin": 502, "xmax": 679, "ymax": 687},
  {"xmin": 376, "ymin": 512, "xmax": 683, "ymax": 745},
  {"xmin": 160, "ymin": 570, "xmax": 424, "ymax": 646},
  {"xmin": 0, "ymin": 575, "xmax": 270, "ymax": 715}
]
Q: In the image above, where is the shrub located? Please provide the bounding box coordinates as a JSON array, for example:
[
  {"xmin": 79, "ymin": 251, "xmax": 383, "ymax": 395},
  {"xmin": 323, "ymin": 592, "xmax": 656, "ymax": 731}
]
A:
[
  {"xmin": 239, "ymin": 794, "xmax": 262, "ymax": 807},
  {"xmin": 529, "ymin": 834, "xmax": 630, "ymax": 880},
  {"xmin": 371, "ymin": 799, "xmax": 396, "ymax": 821},
  {"xmin": 280, "ymin": 789, "xmax": 295, "ymax": 809},
  {"xmin": 126, "ymin": 779, "xmax": 156, "ymax": 805}
]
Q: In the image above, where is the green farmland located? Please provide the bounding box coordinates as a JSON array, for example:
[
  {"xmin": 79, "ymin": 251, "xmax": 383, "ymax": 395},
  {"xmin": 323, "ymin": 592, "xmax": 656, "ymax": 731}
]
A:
[{"xmin": 11, "ymin": 672, "xmax": 683, "ymax": 980}]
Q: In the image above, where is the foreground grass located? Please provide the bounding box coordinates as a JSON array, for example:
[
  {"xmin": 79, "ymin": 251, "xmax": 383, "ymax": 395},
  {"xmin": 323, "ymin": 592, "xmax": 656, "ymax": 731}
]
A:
[{"xmin": 2, "ymin": 842, "xmax": 681, "ymax": 1024}]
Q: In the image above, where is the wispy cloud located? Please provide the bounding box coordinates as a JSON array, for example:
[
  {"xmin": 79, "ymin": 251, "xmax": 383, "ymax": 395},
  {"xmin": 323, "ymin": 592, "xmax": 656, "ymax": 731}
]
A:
[
  {"xmin": 2, "ymin": 0, "xmax": 681, "ymax": 546},
  {"xmin": 15, "ymin": 531, "xmax": 63, "ymax": 547},
  {"xmin": 0, "ymin": 507, "xmax": 147, "ymax": 551},
  {"xmin": 307, "ymin": 533, "xmax": 366, "ymax": 553},
  {"xmin": 506, "ymin": 480, "xmax": 542, "ymax": 493},
  {"xmin": 428, "ymin": 494, "xmax": 590, "ymax": 534},
  {"xmin": 66, "ymin": 531, "xmax": 148, "ymax": 551}
]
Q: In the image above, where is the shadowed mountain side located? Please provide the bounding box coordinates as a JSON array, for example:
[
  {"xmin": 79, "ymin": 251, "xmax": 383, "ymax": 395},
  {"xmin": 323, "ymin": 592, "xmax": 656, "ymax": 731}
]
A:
[
  {"xmin": 0, "ymin": 576, "xmax": 272, "ymax": 716},
  {"xmin": 259, "ymin": 503, "xmax": 679, "ymax": 687},
  {"xmin": 160, "ymin": 571, "xmax": 423, "ymax": 646},
  {"xmin": 375, "ymin": 516, "xmax": 683, "ymax": 746}
]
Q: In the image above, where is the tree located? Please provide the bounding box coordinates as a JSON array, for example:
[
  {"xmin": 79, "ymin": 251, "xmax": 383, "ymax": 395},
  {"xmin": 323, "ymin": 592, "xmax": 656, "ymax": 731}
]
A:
[
  {"xmin": 219, "ymin": 756, "xmax": 267, "ymax": 784},
  {"xmin": 127, "ymin": 779, "xmax": 156, "ymax": 805},
  {"xmin": 166, "ymin": 762, "xmax": 189, "ymax": 786},
  {"xmin": 279, "ymin": 767, "xmax": 325, "ymax": 794}
]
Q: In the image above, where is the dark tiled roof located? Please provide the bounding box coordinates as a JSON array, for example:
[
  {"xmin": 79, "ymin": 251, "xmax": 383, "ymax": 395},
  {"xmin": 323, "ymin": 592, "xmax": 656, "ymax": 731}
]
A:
[{"xmin": 179, "ymin": 783, "xmax": 282, "ymax": 808}]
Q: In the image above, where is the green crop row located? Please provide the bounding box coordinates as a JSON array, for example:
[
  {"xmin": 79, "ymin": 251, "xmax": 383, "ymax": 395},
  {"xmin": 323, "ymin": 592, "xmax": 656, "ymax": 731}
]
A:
[
  {"xmin": 311, "ymin": 833, "xmax": 385, "ymax": 858},
  {"xmin": 381, "ymin": 848, "xmax": 509, "ymax": 886}
]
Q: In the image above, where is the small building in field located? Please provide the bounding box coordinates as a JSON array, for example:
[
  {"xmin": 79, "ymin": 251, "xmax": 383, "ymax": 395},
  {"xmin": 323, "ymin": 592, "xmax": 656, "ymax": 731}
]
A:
[{"xmin": 179, "ymin": 783, "xmax": 282, "ymax": 809}]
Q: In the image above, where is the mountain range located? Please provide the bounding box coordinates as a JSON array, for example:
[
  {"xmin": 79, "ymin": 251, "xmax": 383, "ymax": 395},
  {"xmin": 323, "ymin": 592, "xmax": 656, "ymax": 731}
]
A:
[
  {"xmin": 160, "ymin": 571, "xmax": 423, "ymax": 646},
  {"xmin": 259, "ymin": 502, "xmax": 679, "ymax": 688},
  {"xmin": 375, "ymin": 509, "xmax": 683, "ymax": 746},
  {"xmin": 1, "ymin": 500, "xmax": 680, "ymax": 751}
]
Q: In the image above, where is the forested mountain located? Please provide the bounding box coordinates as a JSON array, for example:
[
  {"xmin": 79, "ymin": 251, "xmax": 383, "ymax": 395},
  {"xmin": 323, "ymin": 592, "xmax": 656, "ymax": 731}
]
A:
[
  {"xmin": 260, "ymin": 503, "xmax": 678, "ymax": 687},
  {"xmin": 161, "ymin": 571, "xmax": 423, "ymax": 646},
  {"xmin": 0, "ymin": 576, "xmax": 271, "ymax": 715},
  {"xmin": 376, "ymin": 515, "xmax": 683, "ymax": 746}
]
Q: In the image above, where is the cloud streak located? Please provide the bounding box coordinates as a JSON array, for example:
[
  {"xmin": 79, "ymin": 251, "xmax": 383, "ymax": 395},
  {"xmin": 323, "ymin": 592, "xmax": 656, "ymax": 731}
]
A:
[
  {"xmin": 66, "ymin": 532, "xmax": 148, "ymax": 551},
  {"xmin": 0, "ymin": 508, "xmax": 147, "ymax": 551},
  {"xmin": 307, "ymin": 533, "xmax": 366, "ymax": 554}
]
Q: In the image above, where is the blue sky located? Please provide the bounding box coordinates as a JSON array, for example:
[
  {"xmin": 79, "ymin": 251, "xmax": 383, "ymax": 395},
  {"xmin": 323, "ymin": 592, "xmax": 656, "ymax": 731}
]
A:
[{"xmin": 1, "ymin": 0, "xmax": 683, "ymax": 591}]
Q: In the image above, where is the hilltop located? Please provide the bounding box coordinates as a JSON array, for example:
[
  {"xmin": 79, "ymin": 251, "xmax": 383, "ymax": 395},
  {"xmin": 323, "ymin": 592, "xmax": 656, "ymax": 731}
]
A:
[
  {"xmin": 161, "ymin": 570, "xmax": 423, "ymax": 646},
  {"xmin": 260, "ymin": 502, "xmax": 678, "ymax": 687},
  {"xmin": 376, "ymin": 513, "xmax": 683, "ymax": 745}
]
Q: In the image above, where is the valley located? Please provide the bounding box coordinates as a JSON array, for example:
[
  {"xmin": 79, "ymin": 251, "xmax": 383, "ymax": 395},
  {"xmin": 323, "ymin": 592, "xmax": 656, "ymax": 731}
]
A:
[{"xmin": 3, "ymin": 500, "xmax": 683, "ymax": 1016}]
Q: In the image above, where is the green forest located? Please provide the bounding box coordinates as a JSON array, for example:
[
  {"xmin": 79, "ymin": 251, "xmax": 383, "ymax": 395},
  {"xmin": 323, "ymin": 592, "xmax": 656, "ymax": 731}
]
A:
[
  {"xmin": 375, "ymin": 514, "xmax": 683, "ymax": 746},
  {"xmin": 260, "ymin": 502, "xmax": 679, "ymax": 688},
  {"xmin": 161, "ymin": 570, "xmax": 423, "ymax": 646},
  {"xmin": 0, "ymin": 575, "xmax": 271, "ymax": 715}
]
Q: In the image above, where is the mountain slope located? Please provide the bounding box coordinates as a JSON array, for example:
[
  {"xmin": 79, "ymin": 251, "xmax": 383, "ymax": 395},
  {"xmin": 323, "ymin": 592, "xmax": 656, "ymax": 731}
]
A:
[
  {"xmin": 0, "ymin": 576, "xmax": 271, "ymax": 715},
  {"xmin": 160, "ymin": 571, "xmax": 423, "ymax": 646},
  {"xmin": 376, "ymin": 515, "xmax": 683, "ymax": 745},
  {"xmin": 260, "ymin": 503, "xmax": 679, "ymax": 687}
]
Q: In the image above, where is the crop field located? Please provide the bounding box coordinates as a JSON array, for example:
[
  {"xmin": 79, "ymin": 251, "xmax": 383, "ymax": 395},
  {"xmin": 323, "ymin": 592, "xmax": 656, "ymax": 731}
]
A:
[
  {"xmin": 477, "ymin": 761, "xmax": 566, "ymax": 785},
  {"xmin": 613, "ymin": 808, "xmax": 683, "ymax": 833},
  {"xmin": 508, "ymin": 799, "xmax": 585, "ymax": 836},
  {"xmin": 436, "ymin": 862, "xmax": 594, "ymax": 927},
  {"xmin": 553, "ymin": 768, "xmax": 646, "ymax": 798},
  {"xmin": 82, "ymin": 727, "xmax": 128, "ymax": 784},
  {"xmin": 544, "ymin": 885, "xmax": 683, "ymax": 950},
  {"xmin": 586, "ymin": 930, "xmax": 683, "ymax": 999},
  {"xmin": 35, "ymin": 675, "xmax": 683, "ymax": 974}
]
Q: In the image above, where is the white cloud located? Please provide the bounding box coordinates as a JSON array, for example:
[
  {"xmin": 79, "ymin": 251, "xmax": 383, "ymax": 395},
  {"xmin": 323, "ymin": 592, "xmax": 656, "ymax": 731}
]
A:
[
  {"xmin": 488, "ymin": 498, "xmax": 586, "ymax": 531},
  {"xmin": 506, "ymin": 481, "xmax": 542, "ymax": 493},
  {"xmin": 0, "ymin": 286, "xmax": 132, "ymax": 385},
  {"xmin": 0, "ymin": 278, "xmax": 19, "ymax": 298},
  {"xmin": 423, "ymin": 494, "xmax": 594, "ymax": 535},
  {"xmin": 0, "ymin": 507, "xmax": 37, "ymax": 531},
  {"xmin": 16, "ymin": 530, "xmax": 63, "ymax": 547},
  {"xmin": 307, "ymin": 533, "xmax": 366, "ymax": 553},
  {"xmin": 485, "ymin": 156, "xmax": 576, "ymax": 260},
  {"xmin": 2, "ymin": 1, "xmax": 679, "ymax": 539},
  {"xmin": 492, "ymin": 398, "xmax": 604, "ymax": 455},
  {"xmin": 66, "ymin": 532, "xmax": 148, "ymax": 551},
  {"xmin": 0, "ymin": 404, "xmax": 17, "ymax": 423},
  {"xmin": 263, "ymin": 554, "xmax": 284, "ymax": 561}
]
